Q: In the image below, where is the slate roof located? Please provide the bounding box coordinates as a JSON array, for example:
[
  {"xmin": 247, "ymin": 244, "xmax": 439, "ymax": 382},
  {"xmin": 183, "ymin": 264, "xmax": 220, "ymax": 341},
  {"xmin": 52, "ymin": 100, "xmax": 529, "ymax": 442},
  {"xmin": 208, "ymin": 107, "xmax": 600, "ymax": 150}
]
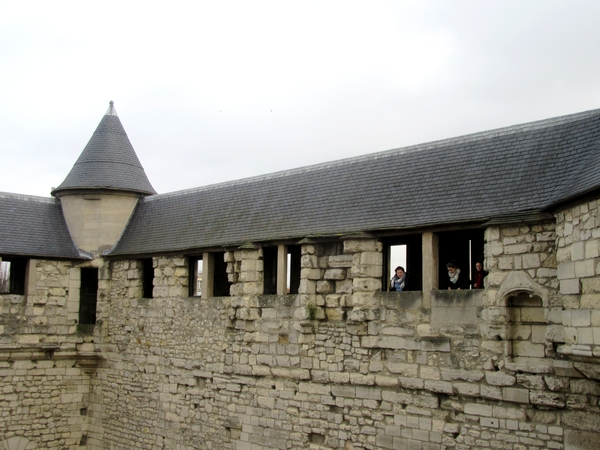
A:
[
  {"xmin": 0, "ymin": 193, "xmax": 88, "ymax": 259},
  {"xmin": 110, "ymin": 108, "xmax": 600, "ymax": 257},
  {"xmin": 51, "ymin": 102, "xmax": 156, "ymax": 197}
]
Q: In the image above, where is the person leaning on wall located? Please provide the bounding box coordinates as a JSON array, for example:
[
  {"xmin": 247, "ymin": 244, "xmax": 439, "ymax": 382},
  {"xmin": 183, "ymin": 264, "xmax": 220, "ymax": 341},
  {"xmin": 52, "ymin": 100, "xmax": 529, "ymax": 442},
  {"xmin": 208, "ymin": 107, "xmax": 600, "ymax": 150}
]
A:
[
  {"xmin": 390, "ymin": 266, "xmax": 408, "ymax": 291},
  {"xmin": 446, "ymin": 261, "xmax": 470, "ymax": 290},
  {"xmin": 472, "ymin": 261, "xmax": 488, "ymax": 289}
]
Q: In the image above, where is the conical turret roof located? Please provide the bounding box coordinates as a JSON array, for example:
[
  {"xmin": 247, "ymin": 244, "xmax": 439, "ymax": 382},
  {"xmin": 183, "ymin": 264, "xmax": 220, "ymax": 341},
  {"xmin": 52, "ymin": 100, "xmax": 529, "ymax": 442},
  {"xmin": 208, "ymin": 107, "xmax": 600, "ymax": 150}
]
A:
[{"xmin": 52, "ymin": 102, "xmax": 156, "ymax": 197}]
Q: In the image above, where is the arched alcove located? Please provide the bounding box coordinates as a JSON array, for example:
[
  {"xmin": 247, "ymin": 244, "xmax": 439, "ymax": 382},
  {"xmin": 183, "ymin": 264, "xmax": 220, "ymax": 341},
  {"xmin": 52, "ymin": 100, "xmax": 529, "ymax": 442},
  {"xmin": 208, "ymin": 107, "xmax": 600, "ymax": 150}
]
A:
[
  {"xmin": 506, "ymin": 291, "xmax": 548, "ymax": 359},
  {"xmin": 0, "ymin": 436, "xmax": 36, "ymax": 450}
]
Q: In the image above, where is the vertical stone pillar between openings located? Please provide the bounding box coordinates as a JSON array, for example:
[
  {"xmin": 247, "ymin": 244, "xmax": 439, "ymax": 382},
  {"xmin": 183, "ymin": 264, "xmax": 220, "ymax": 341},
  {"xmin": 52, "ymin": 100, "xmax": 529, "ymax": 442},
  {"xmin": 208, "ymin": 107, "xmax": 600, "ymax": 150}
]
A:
[
  {"xmin": 202, "ymin": 252, "xmax": 214, "ymax": 299},
  {"xmin": 277, "ymin": 244, "xmax": 288, "ymax": 295},
  {"xmin": 422, "ymin": 232, "xmax": 439, "ymax": 309}
]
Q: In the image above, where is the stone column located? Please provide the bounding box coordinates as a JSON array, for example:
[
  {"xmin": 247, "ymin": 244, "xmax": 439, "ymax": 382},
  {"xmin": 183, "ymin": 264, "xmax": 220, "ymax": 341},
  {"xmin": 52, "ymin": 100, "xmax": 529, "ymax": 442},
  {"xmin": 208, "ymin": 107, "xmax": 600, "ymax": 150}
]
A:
[
  {"xmin": 202, "ymin": 252, "xmax": 214, "ymax": 299},
  {"xmin": 277, "ymin": 244, "xmax": 288, "ymax": 295},
  {"xmin": 345, "ymin": 237, "xmax": 382, "ymax": 311},
  {"xmin": 422, "ymin": 232, "xmax": 439, "ymax": 309}
]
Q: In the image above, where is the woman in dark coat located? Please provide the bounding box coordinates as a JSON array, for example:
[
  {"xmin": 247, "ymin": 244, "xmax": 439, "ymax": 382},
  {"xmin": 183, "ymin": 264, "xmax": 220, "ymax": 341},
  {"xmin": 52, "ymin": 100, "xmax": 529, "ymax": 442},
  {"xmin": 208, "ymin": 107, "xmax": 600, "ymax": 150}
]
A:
[{"xmin": 446, "ymin": 261, "xmax": 470, "ymax": 290}]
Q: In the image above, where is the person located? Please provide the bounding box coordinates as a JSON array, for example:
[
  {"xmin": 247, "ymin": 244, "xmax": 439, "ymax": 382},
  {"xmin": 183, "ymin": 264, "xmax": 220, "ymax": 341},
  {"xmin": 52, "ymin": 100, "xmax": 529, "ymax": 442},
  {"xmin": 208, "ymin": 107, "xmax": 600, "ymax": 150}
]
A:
[
  {"xmin": 446, "ymin": 261, "xmax": 470, "ymax": 290},
  {"xmin": 472, "ymin": 261, "xmax": 488, "ymax": 289},
  {"xmin": 390, "ymin": 266, "xmax": 408, "ymax": 291}
]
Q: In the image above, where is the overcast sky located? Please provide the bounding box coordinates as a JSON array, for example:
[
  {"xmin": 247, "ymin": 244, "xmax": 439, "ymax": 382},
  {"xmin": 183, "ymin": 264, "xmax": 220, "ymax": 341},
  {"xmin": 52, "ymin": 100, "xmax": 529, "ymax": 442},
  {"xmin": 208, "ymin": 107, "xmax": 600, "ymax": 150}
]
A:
[{"xmin": 1, "ymin": 1, "xmax": 599, "ymax": 197}]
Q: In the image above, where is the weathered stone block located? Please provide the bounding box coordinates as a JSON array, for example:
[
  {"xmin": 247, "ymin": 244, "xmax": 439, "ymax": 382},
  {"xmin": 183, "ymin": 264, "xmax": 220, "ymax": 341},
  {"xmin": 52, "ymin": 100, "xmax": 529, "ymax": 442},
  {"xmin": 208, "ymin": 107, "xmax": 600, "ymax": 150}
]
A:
[
  {"xmin": 351, "ymin": 264, "xmax": 382, "ymax": 278},
  {"xmin": 581, "ymin": 277, "xmax": 600, "ymax": 294},
  {"xmin": 378, "ymin": 336, "xmax": 420, "ymax": 351},
  {"xmin": 336, "ymin": 279, "xmax": 353, "ymax": 294},
  {"xmin": 502, "ymin": 387, "xmax": 529, "ymax": 404},
  {"xmin": 328, "ymin": 255, "xmax": 353, "ymax": 268},
  {"xmin": 316, "ymin": 281, "xmax": 334, "ymax": 294},
  {"xmin": 353, "ymin": 278, "xmax": 381, "ymax": 292},
  {"xmin": 464, "ymin": 403, "xmax": 492, "ymax": 417},
  {"xmin": 324, "ymin": 269, "xmax": 345, "ymax": 280},
  {"xmin": 560, "ymin": 278, "xmax": 581, "ymax": 295},
  {"xmin": 485, "ymin": 371, "xmax": 516, "ymax": 386},
  {"xmin": 325, "ymin": 308, "xmax": 343, "ymax": 321},
  {"xmin": 387, "ymin": 362, "xmax": 418, "ymax": 377},
  {"xmin": 572, "ymin": 310, "xmax": 591, "ymax": 327},
  {"xmin": 522, "ymin": 253, "xmax": 540, "ymax": 269},
  {"xmin": 343, "ymin": 239, "xmax": 379, "ymax": 253},
  {"xmin": 572, "ymin": 241, "xmax": 585, "ymax": 260},
  {"xmin": 575, "ymin": 259, "xmax": 595, "ymax": 278},
  {"xmin": 580, "ymin": 294, "xmax": 600, "ymax": 310}
]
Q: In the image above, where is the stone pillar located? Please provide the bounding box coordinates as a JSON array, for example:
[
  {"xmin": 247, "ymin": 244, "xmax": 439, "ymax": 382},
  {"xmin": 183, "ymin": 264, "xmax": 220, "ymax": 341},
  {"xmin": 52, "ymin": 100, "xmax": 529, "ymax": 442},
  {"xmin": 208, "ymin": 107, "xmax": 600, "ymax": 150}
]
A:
[
  {"xmin": 26, "ymin": 258, "xmax": 37, "ymax": 296},
  {"xmin": 202, "ymin": 252, "xmax": 214, "ymax": 299},
  {"xmin": 422, "ymin": 232, "xmax": 439, "ymax": 309},
  {"xmin": 234, "ymin": 247, "xmax": 263, "ymax": 296},
  {"xmin": 345, "ymin": 238, "xmax": 382, "ymax": 310},
  {"xmin": 277, "ymin": 244, "xmax": 288, "ymax": 295}
]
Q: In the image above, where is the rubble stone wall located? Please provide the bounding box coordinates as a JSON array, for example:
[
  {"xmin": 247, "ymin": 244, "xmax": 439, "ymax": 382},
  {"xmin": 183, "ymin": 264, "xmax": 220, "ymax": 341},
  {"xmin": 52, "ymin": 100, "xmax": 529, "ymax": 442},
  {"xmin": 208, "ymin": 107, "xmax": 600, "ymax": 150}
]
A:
[
  {"xmin": 3, "ymin": 199, "xmax": 600, "ymax": 450},
  {"xmin": 88, "ymin": 220, "xmax": 599, "ymax": 450},
  {"xmin": 0, "ymin": 259, "xmax": 92, "ymax": 449}
]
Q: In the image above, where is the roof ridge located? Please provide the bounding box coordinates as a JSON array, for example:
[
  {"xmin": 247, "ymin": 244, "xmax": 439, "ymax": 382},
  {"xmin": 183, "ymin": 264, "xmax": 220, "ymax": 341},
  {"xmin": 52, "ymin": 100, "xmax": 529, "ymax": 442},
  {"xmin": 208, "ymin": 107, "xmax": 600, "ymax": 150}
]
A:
[
  {"xmin": 0, "ymin": 192, "xmax": 56, "ymax": 203},
  {"xmin": 146, "ymin": 107, "xmax": 600, "ymax": 202}
]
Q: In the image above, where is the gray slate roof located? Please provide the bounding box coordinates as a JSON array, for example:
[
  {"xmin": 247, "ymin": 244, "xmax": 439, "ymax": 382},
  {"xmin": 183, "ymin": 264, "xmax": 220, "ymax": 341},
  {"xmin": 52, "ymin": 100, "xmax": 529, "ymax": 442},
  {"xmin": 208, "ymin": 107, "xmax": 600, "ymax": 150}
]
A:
[
  {"xmin": 110, "ymin": 108, "xmax": 600, "ymax": 256},
  {"xmin": 52, "ymin": 102, "xmax": 156, "ymax": 197},
  {"xmin": 0, "ymin": 193, "xmax": 87, "ymax": 259}
]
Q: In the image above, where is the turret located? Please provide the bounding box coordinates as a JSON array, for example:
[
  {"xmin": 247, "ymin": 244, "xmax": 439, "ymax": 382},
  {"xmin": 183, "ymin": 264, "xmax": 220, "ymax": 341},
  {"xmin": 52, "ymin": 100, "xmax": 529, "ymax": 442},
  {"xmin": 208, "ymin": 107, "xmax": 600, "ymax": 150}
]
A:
[{"xmin": 52, "ymin": 102, "xmax": 156, "ymax": 255}]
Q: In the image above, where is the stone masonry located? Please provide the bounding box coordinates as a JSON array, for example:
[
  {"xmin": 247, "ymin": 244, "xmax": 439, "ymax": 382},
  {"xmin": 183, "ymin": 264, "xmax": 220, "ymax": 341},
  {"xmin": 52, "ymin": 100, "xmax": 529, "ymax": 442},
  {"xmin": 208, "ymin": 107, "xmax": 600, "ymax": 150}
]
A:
[{"xmin": 2, "ymin": 198, "xmax": 600, "ymax": 449}]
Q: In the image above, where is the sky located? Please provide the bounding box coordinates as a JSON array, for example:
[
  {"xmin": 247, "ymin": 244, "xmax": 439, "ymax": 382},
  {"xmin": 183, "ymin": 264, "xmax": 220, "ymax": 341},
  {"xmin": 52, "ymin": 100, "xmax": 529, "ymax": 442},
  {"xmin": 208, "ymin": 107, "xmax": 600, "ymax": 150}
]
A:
[{"xmin": 1, "ymin": 0, "xmax": 600, "ymax": 197}]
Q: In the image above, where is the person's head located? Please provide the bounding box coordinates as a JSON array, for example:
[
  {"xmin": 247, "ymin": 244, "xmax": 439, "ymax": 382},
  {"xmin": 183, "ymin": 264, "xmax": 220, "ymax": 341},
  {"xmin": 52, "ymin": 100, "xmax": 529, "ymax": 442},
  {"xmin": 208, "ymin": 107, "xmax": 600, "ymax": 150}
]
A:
[
  {"xmin": 395, "ymin": 266, "xmax": 405, "ymax": 277},
  {"xmin": 446, "ymin": 262, "xmax": 457, "ymax": 274},
  {"xmin": 475, "ymin": 262, "xmax": 483, "ymax": 271}
]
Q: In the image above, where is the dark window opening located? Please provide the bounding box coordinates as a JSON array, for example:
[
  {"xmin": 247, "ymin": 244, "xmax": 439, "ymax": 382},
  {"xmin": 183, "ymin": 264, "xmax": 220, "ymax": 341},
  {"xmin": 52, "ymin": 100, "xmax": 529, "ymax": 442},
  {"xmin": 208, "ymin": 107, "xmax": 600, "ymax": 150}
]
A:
[
  {"xmin": 438, "ymin": 229, "xmax": 484, "ymax": 290},
  {"xmin": 383, "ymin": 235, "xmax": 422, "ymax": 291},
  {"xmin": 189, "ymin": 257, "xmax": 203, "ymax": 297},
  {"xmin": 190, "ymin": 253, "xmax": 230, "ymax": 298},
  {"xmin": 142, "ymin": 258, "xmax": 154, "ymax": 298},
  {"xmin": 287, "ymin": 245, "xmax": 301, "ymax": 295},
  {"xmin": 0, "ymin": 257, "xmax": 27, "ymax": 295},
  {"xmin": 79, "ymin": 268, "xmax": 98, "ymax": 325},
  {"xmin": 263, "ymin": 246, "xmax": 277, "ymax": 295},
  {"xmin": 213, "ymin": 252, "xmax": 230, "ymax": 297}
]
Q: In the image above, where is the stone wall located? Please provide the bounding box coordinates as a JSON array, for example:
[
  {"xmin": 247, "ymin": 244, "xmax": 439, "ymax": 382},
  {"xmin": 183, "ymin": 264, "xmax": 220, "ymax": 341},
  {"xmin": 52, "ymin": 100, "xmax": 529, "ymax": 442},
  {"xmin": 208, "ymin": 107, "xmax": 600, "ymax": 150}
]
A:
[
  {"xmin": 556, "ymin": 199, "xmax": 600, "ymax": 359},
  {"xmin": 3, "ymin": 199, "xmax": 600, "ymax": 450},
  {"xmin": 87, "ymin": 219, "xmax": 600, "ymax": 449},
  {"xmin": 0, "ymin": 259, "xmax": 92, "ymax": 449}
]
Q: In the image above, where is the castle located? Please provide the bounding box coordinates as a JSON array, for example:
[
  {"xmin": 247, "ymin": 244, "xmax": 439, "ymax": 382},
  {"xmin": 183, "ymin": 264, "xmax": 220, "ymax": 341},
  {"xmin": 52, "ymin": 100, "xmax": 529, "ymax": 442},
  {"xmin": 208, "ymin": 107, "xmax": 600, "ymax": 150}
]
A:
[{"xmin": 1, "ymin": 102, "xmax": 600, "ymax": 449}]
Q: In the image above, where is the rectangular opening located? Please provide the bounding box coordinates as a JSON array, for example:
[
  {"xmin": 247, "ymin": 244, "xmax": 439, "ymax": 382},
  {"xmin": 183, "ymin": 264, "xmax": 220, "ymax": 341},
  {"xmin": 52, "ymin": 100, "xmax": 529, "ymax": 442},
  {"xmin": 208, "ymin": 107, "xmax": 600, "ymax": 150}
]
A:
[
  {"xmin": 142, "ymin": 258, "xmax": 154, "ymax": 298},
  {"xmin": 383, "ymin": 235, "xmax": 422, "ymax": 291},
  {"xmin": 189, "ymin": 257, "xmax": 203, "ymax": 297},
  {"xmin": 438, "ymin": 229, "xmax": 484, "ymax": 290},
  {"xmin": 212, "ymin": 252, "xmax": 230, "ymax": 297},
  {"xmin": 79, "ymin": 267, "xmax": 98, "ymax": 325},
  {"xmin": 190, "ymin": 253, "xmax": 230, "ymax": 298},
  {"xmin": 0, "ymin": 257, "xmax": 27, "ymax": 295},
  {"xmin": 287, "ymin": 245, "xmax": 301, "ymax": 294},
  {"xmin": 263, "ymin": 246, "xmax": 277, "ymax": 295}
]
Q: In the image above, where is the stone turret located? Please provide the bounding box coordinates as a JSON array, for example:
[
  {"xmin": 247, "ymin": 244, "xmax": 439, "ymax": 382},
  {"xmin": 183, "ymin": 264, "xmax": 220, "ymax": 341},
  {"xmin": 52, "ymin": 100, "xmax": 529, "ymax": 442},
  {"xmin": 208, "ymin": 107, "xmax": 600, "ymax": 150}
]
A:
[{"xmin": 52, "ymin": 101, "xmax": 156, "ymax": 255}]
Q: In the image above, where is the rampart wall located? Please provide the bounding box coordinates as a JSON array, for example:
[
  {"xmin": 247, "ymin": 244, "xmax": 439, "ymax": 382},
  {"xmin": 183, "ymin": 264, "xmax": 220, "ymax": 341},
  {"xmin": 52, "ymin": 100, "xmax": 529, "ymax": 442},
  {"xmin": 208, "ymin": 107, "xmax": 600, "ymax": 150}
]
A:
[{"xmin": 2, "ymin": 197, "xmax": 600, "ymax": 450}]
